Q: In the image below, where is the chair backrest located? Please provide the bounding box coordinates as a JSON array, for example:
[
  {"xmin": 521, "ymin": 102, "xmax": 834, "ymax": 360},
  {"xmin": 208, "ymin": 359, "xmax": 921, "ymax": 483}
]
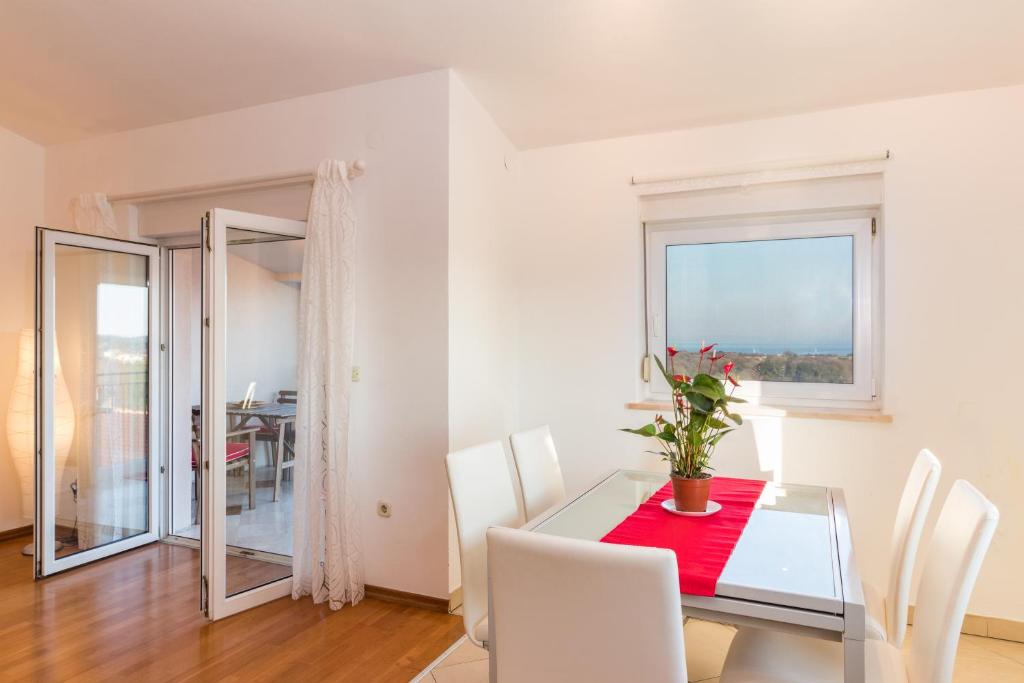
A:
[
  {"xmin": 278, "ymin": 390, "xmax": 297, "ymax": 404},
  {"xmin": 446, "ymin": 441, "xmax": 524, "ymax": 646},
  {"xmin": 509, "ymin": 425, "xmax": 567, "ymax": 521},
  {"xmin": 906, "ymin": 480, "xmax": 999, "ymax": 683},
  {"xmin": 487, "ymin": 526, "xmax": 687, "ymax": 683},
  {"xmin": 885, "ymin": 449, "xmax": 941, "ymax": 646}
]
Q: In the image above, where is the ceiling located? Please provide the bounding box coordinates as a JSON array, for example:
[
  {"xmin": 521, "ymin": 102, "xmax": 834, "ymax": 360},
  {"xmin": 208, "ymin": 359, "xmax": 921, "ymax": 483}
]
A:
[{"xmin": 2, "ymin": 1, "xmax": 1023, "ymax": 149}]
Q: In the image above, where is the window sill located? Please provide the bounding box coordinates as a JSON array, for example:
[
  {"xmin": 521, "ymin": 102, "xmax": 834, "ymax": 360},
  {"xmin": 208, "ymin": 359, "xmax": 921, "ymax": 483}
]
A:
[{"xmin": 624, "ymin": 401, "xmax": 893, "ymax": 424}]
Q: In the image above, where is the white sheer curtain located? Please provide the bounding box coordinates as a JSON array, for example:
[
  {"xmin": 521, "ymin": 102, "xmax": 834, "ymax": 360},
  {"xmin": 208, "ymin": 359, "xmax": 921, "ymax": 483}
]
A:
[
  {"xmin": 292, "ymin": 160, "xmax": 364, "ymax": 609},
  {"xmin": 71, "ymin": 193, "xmax": 119, "ymax": 238},
  {"xmin": 67, "ymin": 193, "xmax": 148, "ymax": 549}
]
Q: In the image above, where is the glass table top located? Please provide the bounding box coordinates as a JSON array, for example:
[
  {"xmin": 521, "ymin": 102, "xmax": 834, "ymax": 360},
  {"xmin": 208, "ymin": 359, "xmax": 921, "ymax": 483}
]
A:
[{"xmin": 534, "ymin": 470, "xmax": 840, "ymax": 613}]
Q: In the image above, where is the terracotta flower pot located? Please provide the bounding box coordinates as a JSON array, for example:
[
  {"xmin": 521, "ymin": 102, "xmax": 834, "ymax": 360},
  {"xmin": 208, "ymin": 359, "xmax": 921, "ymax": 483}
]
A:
[{"xmin": 671, "ymin": 474, "xmax": 712, "ymax": 512}]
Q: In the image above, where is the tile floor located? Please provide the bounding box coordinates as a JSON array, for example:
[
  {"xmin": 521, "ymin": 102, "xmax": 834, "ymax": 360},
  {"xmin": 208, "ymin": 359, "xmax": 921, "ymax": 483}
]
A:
[
  {"xmin": 416, "ymin": 619, "xmax": 1024, "ymax": 682},
  {"xmin": 175, "ymin": 466, "xmax": 293, "ymax": 556}
]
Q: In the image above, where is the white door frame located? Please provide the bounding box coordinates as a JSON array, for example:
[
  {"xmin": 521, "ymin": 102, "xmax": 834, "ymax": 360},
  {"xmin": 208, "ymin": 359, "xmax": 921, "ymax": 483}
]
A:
[
  {"xmin": 201, "ymin": 208, "xmax": 306, "ymax": 620},
  {"xmin": 35, "ymin": 227, "xmax": 161, "ymax": 577}
]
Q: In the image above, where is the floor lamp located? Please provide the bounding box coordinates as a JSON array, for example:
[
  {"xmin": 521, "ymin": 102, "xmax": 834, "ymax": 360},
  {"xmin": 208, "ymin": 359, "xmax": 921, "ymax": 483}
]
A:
[{"xmin": 6, "ymin": 328, "xmax": 75, "ymax": 555}]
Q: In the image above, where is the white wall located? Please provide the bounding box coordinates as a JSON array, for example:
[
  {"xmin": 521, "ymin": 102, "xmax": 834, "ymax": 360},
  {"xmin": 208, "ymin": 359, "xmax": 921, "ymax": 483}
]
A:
[
  {"xmin": 447, "ymin": 73, "xmax": 521, "ymax": 591},
  {"xmin": 0, "ymin": 125, "xmax": 45, "ymax": 531},
  {"xmin": 45, "ymin": 71, "xmax": 452, "ymax": 597},
  {"xmin": 513, "ymin": 83, "xmax": 1024, "ymax": 621}
]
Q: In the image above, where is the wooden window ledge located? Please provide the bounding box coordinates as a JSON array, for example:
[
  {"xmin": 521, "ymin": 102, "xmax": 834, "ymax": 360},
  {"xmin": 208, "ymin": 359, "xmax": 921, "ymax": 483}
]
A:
[{"xmin": 625, "ymin": 401, "xmax": 893, "ymax": 424}]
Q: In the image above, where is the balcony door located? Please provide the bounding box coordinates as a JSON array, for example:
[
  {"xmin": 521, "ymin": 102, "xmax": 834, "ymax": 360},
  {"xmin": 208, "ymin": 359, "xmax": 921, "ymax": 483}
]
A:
[
  {"xmin": 200, "ymin": 208, "xmax": 306, "ymax": 620},
  {"xmin": 35, "ymin": 228, "xmax": 160, "ymax": 576}
]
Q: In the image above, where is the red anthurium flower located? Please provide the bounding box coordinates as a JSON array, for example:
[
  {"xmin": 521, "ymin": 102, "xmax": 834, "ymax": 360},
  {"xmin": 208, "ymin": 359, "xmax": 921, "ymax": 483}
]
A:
[
  {"xmin": 673, "ymin": 374, "xmax": 685, "ymax": 382},
  {"xmin": 666, "ymin": 346, "xmax": 678, "ymax": 357},
  {"xmin": 682, "ymin": 374, "xmax": 692, "ymax": 383},
  {"xmin": 723, "ymin": 362, "xmax": 735, "ymax": 376},
  {"xmin": 727, "ymin": 375, "xmax": 741, "ymax": 387},
  {"xmin": 700, "ymin": 343, "xmax": 717, "ymax": 354}
]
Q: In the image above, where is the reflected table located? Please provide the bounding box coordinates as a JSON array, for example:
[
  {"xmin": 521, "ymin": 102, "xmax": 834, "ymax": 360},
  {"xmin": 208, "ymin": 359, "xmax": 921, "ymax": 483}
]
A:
[
  {"xmin": 493, "ymin": 470, "xmax": 867, "ymax": 682},
  {"xmin": 225, "ymin": 403, "xmax": 297, "ymax": 502}
]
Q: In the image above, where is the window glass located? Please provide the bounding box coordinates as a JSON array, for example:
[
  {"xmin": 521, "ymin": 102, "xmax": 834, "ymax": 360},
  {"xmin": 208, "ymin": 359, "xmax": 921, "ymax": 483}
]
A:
[{"xmin": 665, "ymin": 235, "xmax": 854, "ymax": 384}]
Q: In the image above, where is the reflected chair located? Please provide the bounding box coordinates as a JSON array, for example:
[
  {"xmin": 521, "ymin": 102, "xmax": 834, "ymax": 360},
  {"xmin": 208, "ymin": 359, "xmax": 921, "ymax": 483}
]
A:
[
  {"xmin": 190, "ymin": 408, "xmax": 258, "ymax": 519},
  {"xmin": 446, "ymin": 441, "xmax": 524, "ymax": 648},
  {"xmin": 487, "ymin": 526, "xmax": 688, "ymax": 682},
  {"xmin": 510, "ymin": 424, "xmax": 567, "ymax": 522},
  {"xmin": 720, "ymin": 479, "xmax": 999, "ymax": 683}
]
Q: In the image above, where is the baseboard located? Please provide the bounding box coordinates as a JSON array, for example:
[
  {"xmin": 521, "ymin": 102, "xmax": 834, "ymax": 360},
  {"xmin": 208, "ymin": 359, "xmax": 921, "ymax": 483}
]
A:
[
  {"xmin": 364, "ymin": 584, "xmax": 449, "ymax": 613},
  {"xmin": 449, "ymin": 585, "xmax": 463, "ymax": 613},
  {"xmin": 909, "ymin": 605, "xmax": 1024, "ymax": 643},
  {"xmin": 0, "ymin": 525, "xmax": 32, "ymax": 542}
]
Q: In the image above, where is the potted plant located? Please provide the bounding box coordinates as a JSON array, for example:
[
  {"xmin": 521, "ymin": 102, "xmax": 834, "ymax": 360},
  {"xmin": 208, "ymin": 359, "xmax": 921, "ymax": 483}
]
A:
[{"xmin": 623, "ymin": 343, "xmax": 745, "ymax": 512}]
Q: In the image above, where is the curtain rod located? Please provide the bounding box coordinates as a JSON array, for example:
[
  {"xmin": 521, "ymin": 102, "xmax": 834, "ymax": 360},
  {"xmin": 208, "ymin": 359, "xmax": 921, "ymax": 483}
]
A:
[
  {"xmin": 108, "ymin": 160, "xmax": 366, "ymax": 205},
  {"xmin": 630, "ymin": 151, "xmax": 890, "ymax": 186}
]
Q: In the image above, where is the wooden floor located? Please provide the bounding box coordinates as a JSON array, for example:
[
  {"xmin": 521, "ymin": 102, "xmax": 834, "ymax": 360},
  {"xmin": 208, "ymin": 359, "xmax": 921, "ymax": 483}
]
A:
[{"xmin": 0, "ymin": 536, "xmax": 463, "ymax": 682}]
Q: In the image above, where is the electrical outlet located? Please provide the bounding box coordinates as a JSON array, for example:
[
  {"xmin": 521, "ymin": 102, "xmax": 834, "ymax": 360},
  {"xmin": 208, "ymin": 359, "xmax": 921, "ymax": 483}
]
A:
[
  {"xmin": 352, "ymin": 366, "xmax": 361, "ymax": 382},
  {"xmin": 377, "ymin": 500, "xmax": 392, "ymax": 518}
]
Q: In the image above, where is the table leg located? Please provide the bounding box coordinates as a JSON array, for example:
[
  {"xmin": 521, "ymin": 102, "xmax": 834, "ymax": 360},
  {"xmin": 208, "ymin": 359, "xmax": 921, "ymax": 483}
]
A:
[
  {"xmin": 274, "ymin": 424, "xmax": 286, "ymax": 502},
  {"xmin": 843, "ymin": 636, "xmax": 865, "ymax": 683}
]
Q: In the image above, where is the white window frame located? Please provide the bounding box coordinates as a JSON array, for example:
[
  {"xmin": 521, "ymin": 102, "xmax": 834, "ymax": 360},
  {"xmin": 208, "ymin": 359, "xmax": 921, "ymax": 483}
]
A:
[{"xmin": 644, "ymin": 211, "xmax": 880, "ymax": 408}]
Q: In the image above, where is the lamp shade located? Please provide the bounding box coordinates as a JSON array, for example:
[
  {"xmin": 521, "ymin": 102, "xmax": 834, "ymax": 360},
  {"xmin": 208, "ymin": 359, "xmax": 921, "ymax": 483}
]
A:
[{"xmin": 6, "ymin": 328, "xmax": 75, "ymax": 524}]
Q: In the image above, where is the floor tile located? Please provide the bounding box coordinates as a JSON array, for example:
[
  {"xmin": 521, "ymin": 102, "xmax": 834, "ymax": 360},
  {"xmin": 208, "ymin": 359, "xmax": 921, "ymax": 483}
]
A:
[
  {"xmin": 962, "ymin": 633, "xmax": 1024, "ymax": 667},
  {"xmin": 436, "ymin": 638, "xmax": 487, "ymax": 669},
  {"xmin": 431, "ymin": 658, "xmax": 488, "ymax": 683},
  {"xmin": 684, "ymin": 619, "xmax": 735, "ymax": 681},
  {"xmin": 417, "ymin": 619, "xmax": 1024, "ymax": 682}
]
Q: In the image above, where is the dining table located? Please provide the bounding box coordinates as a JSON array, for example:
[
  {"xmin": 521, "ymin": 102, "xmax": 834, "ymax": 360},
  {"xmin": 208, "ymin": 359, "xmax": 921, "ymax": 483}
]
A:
[
  {"xmin": 490, "ymin": 469, "xmax": 867, "ymax": 682},
  {"xmin": 225, "ymin": 402, "xmax": 297, "ymax": 501}
]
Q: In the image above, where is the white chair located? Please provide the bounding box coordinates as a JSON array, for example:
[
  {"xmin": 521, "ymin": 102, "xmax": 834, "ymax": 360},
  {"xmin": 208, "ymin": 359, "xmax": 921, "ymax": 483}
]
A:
[
  {"xmin": 487, "ymin": 526, "xmax": 687, "ymax": 682},
  {"xmin": 720, "ymin": 479, "xmax": 999, "ymax": 683},
  {"xmin": 509, "ymin": 425, "xmax": 567, "ymax": 521},
  {"xmin": 864, "ymin": 449, "xmax": 941, "ymax": 646},
  {"xmin": 446, "ymin": 441, "xmax": 524, "ymax": 649}
]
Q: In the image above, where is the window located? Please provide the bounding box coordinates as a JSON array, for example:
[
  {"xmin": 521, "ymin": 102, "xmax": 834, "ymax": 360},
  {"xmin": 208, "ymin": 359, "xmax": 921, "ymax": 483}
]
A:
[{"xmin": 645, "ymin": 213, "xmax": 878, "ymax": 406}]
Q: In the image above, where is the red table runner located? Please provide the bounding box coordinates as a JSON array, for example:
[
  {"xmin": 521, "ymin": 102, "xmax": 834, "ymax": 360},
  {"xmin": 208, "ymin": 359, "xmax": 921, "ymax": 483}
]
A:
[{"xmin": 600, "ymin": 476, "xmax": 767, "ymax": 596}]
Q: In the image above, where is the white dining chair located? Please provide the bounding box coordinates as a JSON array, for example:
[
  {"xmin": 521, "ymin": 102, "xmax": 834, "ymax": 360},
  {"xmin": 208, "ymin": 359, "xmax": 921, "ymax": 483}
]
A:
[
  {"xmin": 509, "ymin": 424, "xmax": 567, "ymax": 521},
  {"xmin": 487, "ymin": 526, "xmax": 687, "ymax": 683},
  {"xmin": 864, "ymin": 449, "xmax": 941, "ymax": 646},
  {"xmin": 719, "ymin": 479, "xmax": 999, "ymax": 683},
  {"xmin": 446, "ymin": 441, "xmax": 524, "ymax": 649}
]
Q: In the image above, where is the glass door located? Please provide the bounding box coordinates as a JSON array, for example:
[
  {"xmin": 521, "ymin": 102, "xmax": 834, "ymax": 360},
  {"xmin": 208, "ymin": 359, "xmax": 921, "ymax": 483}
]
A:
[
  {"xmin": 201, "ymin": 208, "xmax": 306, "ymax": 620},
  {"xmin": 35, "ymin": 228, "xmax": 160, "ymax": 576}
]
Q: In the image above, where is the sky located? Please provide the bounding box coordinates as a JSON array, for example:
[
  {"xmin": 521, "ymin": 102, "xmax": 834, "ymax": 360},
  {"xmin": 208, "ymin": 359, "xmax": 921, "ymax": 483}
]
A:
[
  {"xmin": 665, "ymin": 235, "xmax": 853, "ymax": 354},
  {"xmin": 97, "ymin": 283, "xmax": 149, "ymax": 338}
]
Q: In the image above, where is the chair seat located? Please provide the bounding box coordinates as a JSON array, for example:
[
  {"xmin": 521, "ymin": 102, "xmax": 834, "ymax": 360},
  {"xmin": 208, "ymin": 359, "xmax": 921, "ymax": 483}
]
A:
[
  {"xmin": 721, "ymin": 628, "xmax": 906, "ymax": 683},
  {"xmin": 226, "ymin": 442, "xmax": 250, "ymax": 462},
  {"xmin": 191, "ymin": 443, "xmax": 251, "ymax": 469},
  {"xmin": 863, "ymin": 580, "xmax": 888, "ymax": 642}
]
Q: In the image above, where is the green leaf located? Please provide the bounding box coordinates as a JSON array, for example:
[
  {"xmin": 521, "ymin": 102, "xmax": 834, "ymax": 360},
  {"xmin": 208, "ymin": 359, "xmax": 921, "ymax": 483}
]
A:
[
  {"xmin": 686, "ymin": 384, "xmax": 722, "ymax": 401},
  {"xmin": 620, "ymin": 424, "xmax": 658, "ymax": 437},
  {"xmin": 687, "ymin": 392, "xmax": 714, "ymax": 413},
  {"xmin": 705, "ymin": 417, "xmax": 729, "ymax": 430},
  {"xmin": 693, "ymin": 373, "xmax": 726, "ymax": 394},
  {"xmin": 710, "ymin": 429, "xmax": 734, "ymax": 445},
  {"xmin": 727, "ymin": 395, "xmax": 748, "ymax": 404}
]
